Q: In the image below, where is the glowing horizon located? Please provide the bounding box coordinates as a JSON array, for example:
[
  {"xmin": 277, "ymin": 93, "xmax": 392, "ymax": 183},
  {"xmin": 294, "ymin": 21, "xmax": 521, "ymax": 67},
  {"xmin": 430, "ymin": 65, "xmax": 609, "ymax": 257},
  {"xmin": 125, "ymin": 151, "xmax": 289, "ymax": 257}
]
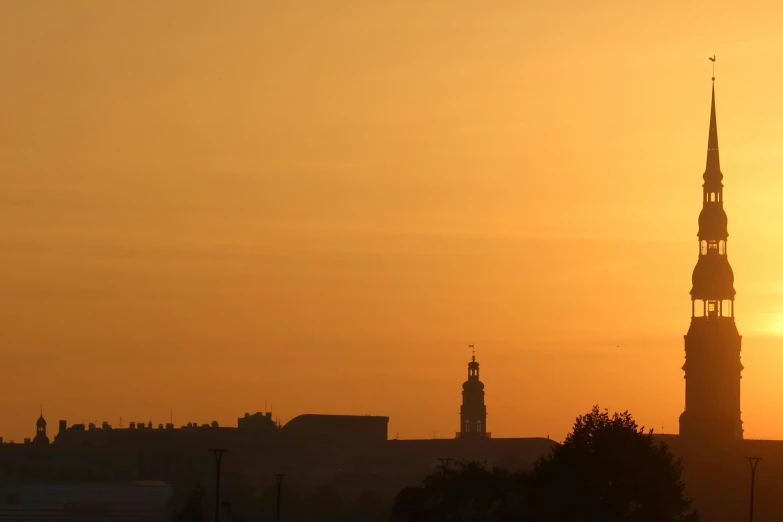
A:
[{"xmin": 4, "ymin": 1, "xmax": 783, "ymax": 443}]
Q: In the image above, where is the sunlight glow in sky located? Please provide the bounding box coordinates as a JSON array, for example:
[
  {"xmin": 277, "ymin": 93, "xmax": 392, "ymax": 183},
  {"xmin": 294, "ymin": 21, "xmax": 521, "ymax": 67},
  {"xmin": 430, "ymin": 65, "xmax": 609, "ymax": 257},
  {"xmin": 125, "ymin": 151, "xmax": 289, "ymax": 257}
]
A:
[{"xmin": 3, "ymin": 1, "xmax": 783, "ymax": 442}]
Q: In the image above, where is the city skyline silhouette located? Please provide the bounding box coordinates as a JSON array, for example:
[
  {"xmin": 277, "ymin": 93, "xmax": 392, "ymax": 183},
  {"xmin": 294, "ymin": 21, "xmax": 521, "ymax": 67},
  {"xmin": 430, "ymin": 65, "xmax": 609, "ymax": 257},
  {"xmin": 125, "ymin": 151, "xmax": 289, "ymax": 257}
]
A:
[{"xmin": 6, "ymin": 2, "xmax": 783, "ymax": 447}]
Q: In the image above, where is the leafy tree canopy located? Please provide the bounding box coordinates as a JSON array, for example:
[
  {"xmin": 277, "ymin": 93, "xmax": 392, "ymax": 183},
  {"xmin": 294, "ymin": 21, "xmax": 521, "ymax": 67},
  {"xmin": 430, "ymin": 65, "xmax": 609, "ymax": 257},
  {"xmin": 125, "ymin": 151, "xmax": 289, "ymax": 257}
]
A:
[
  {"xmin": 392, "ymin": 406, "xmax": 698, "ymax": 522},
  {"xmin": 531, "ymin": 406, "xmax": 698, "ymax": 522},
  {"xmin": 392, "ymin": 461, "xmax": 526, "ymax": 522}
]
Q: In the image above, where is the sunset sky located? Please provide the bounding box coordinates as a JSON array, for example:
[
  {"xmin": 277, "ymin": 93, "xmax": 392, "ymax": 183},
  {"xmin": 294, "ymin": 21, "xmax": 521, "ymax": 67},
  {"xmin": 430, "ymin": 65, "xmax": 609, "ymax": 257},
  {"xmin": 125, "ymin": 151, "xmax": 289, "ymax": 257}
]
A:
[{"xmin": 4, "ymin": 1, "xmax": 783, "ymax": 443}]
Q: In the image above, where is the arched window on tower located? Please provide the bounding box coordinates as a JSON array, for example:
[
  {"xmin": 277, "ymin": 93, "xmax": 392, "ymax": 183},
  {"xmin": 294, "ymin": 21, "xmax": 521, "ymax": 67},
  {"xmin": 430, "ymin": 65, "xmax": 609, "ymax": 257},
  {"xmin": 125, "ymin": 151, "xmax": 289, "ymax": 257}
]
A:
[
  {"xmin": 464, "ymin": 420, "xmax": 471, "ymax": 433},
  {"xmin": 719, "ymin": 241, "xmax": 726, "ymax": 255},
  {"xmin": 476, "ymin": 420, "xmax": 482, "ymax": 433},
  {"xmin": 701, "ymin": 241, "xmax": 708, "ymax": 255}
]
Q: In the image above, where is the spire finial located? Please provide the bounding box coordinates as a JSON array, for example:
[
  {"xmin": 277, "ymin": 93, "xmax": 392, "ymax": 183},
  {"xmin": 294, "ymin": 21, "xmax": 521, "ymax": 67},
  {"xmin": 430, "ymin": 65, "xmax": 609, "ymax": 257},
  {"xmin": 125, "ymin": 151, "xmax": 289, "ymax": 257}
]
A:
[
  {"xmin": 469, "ymin": 344, "xmax": 475, "ymax": 361},
  {"xmin": 704, "ymin": 67, "xmax": 722, "ymax": 183},
  {"xmin": 709, "ymin": 55, "xmax": 716, "ymax": 82}
]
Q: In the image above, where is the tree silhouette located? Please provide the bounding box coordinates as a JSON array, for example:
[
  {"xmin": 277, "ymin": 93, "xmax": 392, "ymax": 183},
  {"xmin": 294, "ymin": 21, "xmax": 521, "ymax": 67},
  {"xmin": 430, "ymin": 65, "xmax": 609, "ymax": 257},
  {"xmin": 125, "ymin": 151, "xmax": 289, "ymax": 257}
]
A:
[
  {"xmin": 391, "ymin": 460, "xmax": 527, "ymax": 522},
  {"xmin": 392, "ymin": 407, "xmax": 698, "ymax": 522},
  {"xmin": 173, "ymin": 483, "xmax": 205, "ymax": 522},
  {"xmin": 348, "ymin": 489, "xmax": 388, "ymax": 522},
  {"xmin": 529, "ymin": 406, "xmax": 698, "ymax": 522}
]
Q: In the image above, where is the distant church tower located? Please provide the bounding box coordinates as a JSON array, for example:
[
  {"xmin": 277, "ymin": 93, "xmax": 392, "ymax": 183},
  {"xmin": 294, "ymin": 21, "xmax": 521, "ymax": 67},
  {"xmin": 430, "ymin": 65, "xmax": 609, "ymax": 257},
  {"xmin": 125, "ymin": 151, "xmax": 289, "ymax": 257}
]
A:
[
  {"xmin": 679, "ymin": 71, "xmax": 743, "ymax": 441},
  {"xmin": 459, "ymin": 346, "xmax": 488, "ymax": 438},
  {"xmin": 34, "ymin": 409, "xmax": 49, "ymax": 445}
]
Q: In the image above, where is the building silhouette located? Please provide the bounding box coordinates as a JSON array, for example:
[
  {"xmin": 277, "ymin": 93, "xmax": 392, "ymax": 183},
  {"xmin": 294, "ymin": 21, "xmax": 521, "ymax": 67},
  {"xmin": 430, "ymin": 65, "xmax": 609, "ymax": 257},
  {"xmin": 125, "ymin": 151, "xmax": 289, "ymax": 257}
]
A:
[
  {"xmin": 458, "ymin": 350, "xmax": 488, "ymax": 438},
  {"xmin": 33, "ymin": 411, "xmax": 49, "ymax": 445},
  {"xmin": 679, "ymin": 78, "xmax": 743, "ymax": 440}
]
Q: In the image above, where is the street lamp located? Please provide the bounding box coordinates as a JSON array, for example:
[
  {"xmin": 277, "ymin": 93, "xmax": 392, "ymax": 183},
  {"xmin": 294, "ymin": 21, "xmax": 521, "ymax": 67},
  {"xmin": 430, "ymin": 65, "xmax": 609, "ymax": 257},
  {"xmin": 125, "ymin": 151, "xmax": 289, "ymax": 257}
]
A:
[
  {"xmin": 210, "ymin": 449, "xmax": 227, "ymax": 522},
  {"xmin": 747, "ymin": 457, "xmax": 761, "ymax": 522},
  {"xmin": 437, "ymin": 458, "xmax": 453, "ymax": 477},
  {"xmin": 275, "ymin": 473, "xmax": 286, "ymax": 522}
]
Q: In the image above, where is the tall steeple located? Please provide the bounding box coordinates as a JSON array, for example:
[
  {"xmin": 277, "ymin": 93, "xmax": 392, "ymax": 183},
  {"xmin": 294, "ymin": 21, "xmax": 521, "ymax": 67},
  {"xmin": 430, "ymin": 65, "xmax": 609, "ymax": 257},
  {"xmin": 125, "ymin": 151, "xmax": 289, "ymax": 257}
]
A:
[
  {"xmin": 679, "ymin": 65, "xmax": 743, "ymax": 442},
  {"xmin": 459, "ymin": 345, "xmax": 488, "ymax": 439},
  {"xmin": 704, "ymin": 84, "xmax": 722, "ymax": 186}
]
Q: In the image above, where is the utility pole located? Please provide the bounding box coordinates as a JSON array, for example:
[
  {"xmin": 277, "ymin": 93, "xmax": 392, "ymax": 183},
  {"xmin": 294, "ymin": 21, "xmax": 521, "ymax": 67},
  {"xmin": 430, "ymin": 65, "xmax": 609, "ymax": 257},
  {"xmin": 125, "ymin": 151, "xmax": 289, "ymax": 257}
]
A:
[
  {"xmin": 747, "ymin": 457, "xmax": 761, "ymax": 522},
  {"xmin": 275, "ymin": 473, "xmax": 286, "ymax": 522},
  {"xmin": 210, "ymin": 449, "xmax": 227, "ymax": 522},
  {"xmin": 437, "ymin": 458, "xmax": 453, "ymax": 477}
]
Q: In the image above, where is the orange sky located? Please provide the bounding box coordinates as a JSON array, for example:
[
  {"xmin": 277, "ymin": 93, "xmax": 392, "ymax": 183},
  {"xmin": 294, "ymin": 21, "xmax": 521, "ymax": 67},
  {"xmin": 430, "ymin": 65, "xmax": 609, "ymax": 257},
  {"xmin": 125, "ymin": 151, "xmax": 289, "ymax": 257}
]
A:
[{"xmin": 3, "ymin": 1, "xmax": 783, "ymax": 443}]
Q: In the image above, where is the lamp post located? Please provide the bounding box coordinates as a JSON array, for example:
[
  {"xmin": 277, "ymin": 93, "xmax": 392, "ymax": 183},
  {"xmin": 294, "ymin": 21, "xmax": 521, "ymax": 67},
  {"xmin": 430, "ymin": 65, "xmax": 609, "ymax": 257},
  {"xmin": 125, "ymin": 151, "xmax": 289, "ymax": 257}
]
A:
[
  {"xmin": 274, "ymin": 473, "xmax": 286, "ymax": 522},
  {"xmin": 437, "ymin": 458, "xmax": 453, "ymax": 477},
  {"xmin": 210, "ymin": 449, "xmax": 227, "ymax": 522},
  {"xmin": 747, "ymin": 457, "xmax": 761, "ymax": 522}
]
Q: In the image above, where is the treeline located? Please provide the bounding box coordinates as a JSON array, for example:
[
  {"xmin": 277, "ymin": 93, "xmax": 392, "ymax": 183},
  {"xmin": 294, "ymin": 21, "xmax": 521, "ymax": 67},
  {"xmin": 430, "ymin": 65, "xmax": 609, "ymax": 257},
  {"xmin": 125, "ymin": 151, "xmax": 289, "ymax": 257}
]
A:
[
  {"xmin": 392, "ymin": 407, "xmax": 697, "ymax": 522},
  {"xmin": 173, "ymin": 406, "xmax": 698, "ymax": 522}
]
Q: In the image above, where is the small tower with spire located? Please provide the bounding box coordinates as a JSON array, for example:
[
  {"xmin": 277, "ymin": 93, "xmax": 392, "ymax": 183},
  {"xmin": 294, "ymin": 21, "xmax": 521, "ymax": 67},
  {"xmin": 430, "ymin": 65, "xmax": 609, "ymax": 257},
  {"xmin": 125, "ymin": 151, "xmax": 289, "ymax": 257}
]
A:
[
  {"xmin": 679, "ymin": 60, "xmax": 743, "ymax": 441},
  {"xmin": 33, "ymin": 407, "xmax": 49, "ymax": 445},
  {"xmin": 459, "ymin": 345, "xmax": 488, "ymax": 438}
]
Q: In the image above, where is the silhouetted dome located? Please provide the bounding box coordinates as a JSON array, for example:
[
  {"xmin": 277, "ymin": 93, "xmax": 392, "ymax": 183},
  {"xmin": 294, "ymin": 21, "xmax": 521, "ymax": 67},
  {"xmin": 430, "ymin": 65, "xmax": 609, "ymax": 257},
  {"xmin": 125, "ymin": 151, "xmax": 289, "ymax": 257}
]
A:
[
  {"xmin": 36, "ymin": 415, "xmax": 46, "ymax": 428},
  {"xmin": 463, "ymin": 379, "xmax": 484, "ymax": 392},
  {"xmin": 691, "ymin": 254, "xmax": 735, "ymax": 299},
  {"xmin": 698, "ymin": 205, "xmax": 728, "ymax": 240},
  {"xmin": 702, "ymin": 167, "xmax": 724, "ymax": 190}
]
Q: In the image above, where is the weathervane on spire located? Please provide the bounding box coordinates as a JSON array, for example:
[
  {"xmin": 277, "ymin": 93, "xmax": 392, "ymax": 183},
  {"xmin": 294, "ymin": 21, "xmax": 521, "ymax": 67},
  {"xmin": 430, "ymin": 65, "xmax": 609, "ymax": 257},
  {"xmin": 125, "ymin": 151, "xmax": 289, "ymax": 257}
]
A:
[
  {"xmin": 469, "ymin": 344, "xmax": 475, "ymax": 360},
  {"xmin": 709, "ymin": 55, "xmax": 716, "ymax": 81}
]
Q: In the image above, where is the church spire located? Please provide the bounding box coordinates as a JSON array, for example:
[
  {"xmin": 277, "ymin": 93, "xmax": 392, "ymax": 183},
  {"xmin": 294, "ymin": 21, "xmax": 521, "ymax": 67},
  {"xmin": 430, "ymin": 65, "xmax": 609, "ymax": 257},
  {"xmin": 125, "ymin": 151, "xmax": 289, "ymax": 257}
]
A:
[
  {"xmin": 679, "ymin": 62, "xmax": 743, "ymax": 442},
  {"xmin": 704, "ymin": 59, "xmax": 723, "ymax": 189}
]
